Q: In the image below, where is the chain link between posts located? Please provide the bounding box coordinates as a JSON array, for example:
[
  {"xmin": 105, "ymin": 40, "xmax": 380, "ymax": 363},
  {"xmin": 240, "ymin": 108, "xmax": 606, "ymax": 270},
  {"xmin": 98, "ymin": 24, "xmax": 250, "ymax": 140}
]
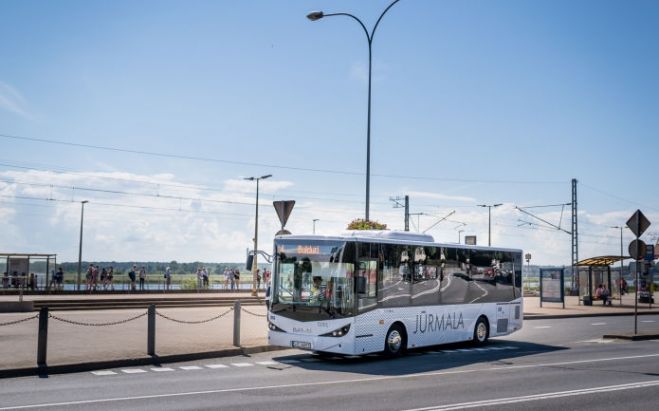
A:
[
  {"xmin": 0, "ymin": 314, "xmax": 39, "ymax": 327},
  {"xmin": 155, "ymin": 308, "xmax": 234, "ymax": 324},
  {"xmin": 241, "ymin": 307, "xmax": 267, "ymax": 318},
  {"xmin": 49, "ymin": 312, "xmax": 148, "ymax": 327}
]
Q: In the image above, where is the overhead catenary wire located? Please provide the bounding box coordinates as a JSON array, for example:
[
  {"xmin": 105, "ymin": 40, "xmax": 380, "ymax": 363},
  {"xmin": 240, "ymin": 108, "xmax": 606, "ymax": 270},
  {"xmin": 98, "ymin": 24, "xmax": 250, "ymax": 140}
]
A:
[{"xmin": 0, "ymin": 133, "xmax": 567, "ymax": 185}]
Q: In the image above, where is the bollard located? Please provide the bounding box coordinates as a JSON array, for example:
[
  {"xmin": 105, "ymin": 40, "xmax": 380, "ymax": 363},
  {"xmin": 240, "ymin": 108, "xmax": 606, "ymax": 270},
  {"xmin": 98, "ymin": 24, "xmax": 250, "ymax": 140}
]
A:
[
  {"xmin": 37, "ymin": 306, "xmax": 49, "ymax": 369},
  {"xmin": 233, "ymin": 300, "xmax": 241, "ymax": 347},
  {"xmin": 147, "ymin": 304, "xmax": 156, "ymax": 356}
]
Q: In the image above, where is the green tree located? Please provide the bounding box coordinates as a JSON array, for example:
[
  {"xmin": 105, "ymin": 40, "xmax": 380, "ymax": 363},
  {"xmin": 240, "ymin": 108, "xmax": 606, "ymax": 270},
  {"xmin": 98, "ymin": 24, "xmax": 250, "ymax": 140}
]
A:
[{"xmin": 346, "ymin": 219, "xmax": 387, "ymax": 230}]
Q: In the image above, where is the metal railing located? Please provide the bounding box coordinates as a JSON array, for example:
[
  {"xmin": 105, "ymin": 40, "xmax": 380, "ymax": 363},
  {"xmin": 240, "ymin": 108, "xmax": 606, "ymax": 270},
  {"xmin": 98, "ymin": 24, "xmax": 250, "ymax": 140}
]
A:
[{"xmin": 0, "ymin": 301, "xmax": 267, "ymax": 369}]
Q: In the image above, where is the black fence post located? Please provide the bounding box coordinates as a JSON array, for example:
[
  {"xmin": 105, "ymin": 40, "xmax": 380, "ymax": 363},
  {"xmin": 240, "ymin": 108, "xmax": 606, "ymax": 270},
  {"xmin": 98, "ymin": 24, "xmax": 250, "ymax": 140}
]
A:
[
  {"xmin": 233, "ymin": 300, "xmax": 241, "ymax": 347},
  {"xmin": 37, "ymin": 306, "xmax": 49, "ymax": 369},
  {"xmin": 147, "ymin": 304, "xmax": 156, "ymax": 356}
]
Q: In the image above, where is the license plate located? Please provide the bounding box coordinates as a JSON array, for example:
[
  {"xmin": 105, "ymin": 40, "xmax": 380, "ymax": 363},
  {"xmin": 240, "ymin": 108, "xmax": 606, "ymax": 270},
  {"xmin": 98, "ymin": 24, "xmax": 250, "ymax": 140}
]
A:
[{"xmin": 291, "ymin": 341, "xmax": 312, "ymax": 350}]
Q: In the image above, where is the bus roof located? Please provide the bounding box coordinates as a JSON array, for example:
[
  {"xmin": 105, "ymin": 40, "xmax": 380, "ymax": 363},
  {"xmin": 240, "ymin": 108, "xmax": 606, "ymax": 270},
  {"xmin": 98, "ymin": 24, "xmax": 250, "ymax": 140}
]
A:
[{"xmin": 275, "ymin": 230, "xmax": 522, "ymax": 254}]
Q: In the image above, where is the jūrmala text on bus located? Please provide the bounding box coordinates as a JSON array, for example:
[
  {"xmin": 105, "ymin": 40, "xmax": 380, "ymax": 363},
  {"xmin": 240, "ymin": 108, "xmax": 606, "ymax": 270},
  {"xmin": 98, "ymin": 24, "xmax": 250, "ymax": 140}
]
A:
[{"xmin": 267, "ymin": 231, "xmax": 523, "ymax": 356}]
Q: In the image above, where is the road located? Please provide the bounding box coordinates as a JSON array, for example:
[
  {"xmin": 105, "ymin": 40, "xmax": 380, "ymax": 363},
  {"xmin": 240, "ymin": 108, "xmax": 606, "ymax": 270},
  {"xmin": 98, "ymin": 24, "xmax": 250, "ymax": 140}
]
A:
[{"xmin": 1, "ymin": 315, "xmax": 658, "ymax": 410}]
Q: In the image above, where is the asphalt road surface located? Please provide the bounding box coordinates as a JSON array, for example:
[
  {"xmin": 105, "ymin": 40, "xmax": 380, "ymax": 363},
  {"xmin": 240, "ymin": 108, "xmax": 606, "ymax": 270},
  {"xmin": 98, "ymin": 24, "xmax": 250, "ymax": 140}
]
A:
[{"xmin": 1, "ymin": 315, "xmax": 658, "ymax": 411}]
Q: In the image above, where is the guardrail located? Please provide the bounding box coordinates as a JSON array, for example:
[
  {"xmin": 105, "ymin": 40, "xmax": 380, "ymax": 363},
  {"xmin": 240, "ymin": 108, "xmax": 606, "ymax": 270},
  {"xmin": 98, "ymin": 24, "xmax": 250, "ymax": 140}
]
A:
[{"xmin": 0, "ymin": 301, "xmax": 268, "ymax": 370}]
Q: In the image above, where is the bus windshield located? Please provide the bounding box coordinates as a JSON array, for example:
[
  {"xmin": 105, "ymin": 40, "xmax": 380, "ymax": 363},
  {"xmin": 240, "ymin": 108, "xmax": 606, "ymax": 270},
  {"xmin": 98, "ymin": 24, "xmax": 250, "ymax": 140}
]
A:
[{"xmin": 273, "ymin": 240, "xmax": 354, "ymax": 318}]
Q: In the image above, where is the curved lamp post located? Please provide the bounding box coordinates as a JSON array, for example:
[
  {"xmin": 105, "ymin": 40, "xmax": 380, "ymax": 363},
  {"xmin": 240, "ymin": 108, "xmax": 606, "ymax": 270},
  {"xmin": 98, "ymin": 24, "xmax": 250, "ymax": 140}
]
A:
[
  {"xmin": 245, "ymin": 174, "xmax": 272, "ymax": 296},
  {"xmin": 307, "ymin": 0, "xmax": 402, "ymax": 222}
]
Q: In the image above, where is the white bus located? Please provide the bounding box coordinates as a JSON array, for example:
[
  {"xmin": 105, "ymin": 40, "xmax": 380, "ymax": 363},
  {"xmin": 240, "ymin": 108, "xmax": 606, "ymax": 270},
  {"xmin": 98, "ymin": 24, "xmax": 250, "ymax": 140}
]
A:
[{"xmin": 267, "ymin": 231, "xmax": 523, "ymax": 357}]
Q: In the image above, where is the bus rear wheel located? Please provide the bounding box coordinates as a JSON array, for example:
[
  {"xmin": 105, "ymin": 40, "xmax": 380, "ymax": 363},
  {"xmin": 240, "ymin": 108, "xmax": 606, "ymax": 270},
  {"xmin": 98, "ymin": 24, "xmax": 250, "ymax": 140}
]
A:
[
  {"xmin": 473, "ymin": 316, "xmax": 489, "ymax": 345},
  {"xmin": 384, "ymin": 324, "xmax": 406, "ymax": 357}
]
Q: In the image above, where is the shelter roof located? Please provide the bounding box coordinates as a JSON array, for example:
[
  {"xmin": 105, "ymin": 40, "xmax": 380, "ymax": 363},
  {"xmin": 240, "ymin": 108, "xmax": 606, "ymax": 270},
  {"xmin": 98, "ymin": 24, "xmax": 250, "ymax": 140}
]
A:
[{"xmin": 577, "ymin": 255, "xmax": 629, "ymax": 266}]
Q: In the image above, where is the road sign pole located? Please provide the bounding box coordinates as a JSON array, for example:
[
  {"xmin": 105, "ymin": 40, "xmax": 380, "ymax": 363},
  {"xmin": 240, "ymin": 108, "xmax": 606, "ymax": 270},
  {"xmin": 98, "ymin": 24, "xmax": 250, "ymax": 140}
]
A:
[{"xmin": 634, "ymin": 261, "xmax": 638, "ymax": 335}]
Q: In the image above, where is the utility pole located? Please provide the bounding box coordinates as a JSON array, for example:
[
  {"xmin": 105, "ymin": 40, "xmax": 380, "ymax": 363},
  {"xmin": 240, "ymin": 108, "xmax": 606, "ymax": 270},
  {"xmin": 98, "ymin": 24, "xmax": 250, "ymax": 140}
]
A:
[
  {"xmin": 390, "ymin": 195, "xmax": 410, "ymax": 231},
  {"xmin": 477, "ymin": 204, "xmax": 502, "ymax": 246}
]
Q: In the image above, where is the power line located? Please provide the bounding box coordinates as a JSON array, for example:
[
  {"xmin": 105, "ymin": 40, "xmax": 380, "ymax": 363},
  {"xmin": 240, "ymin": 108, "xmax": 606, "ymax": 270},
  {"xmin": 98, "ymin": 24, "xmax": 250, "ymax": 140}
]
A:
[{"xmin": 0, "ymin": 132, "xmax": 567, "ymax": 184}]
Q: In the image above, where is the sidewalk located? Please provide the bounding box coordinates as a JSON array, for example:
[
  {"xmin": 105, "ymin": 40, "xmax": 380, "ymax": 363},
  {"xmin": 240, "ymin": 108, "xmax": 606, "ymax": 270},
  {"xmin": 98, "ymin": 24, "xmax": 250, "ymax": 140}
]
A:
[
  {"xmin": 1, "ymin": 295, "xmax": 657, "ymax": 377},
  {"xmin": 523, "ymin": 295, "xmax": 659, "ymax": 319}
]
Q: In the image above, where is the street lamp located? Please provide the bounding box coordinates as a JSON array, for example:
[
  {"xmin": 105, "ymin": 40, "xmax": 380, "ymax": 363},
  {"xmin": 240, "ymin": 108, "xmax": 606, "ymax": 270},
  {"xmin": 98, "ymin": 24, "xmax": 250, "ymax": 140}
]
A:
[
  {"xmin": 76, "ymin": 200, "xmax": 89, "ymax": 291},
  {"xmin": 245, "ymin": 174, "xmax": 272, "ymax": 296},
  {"xmin": 313, "ymin": 219, "xmax": 319, "ymax": 235},
  {"xmin": 611, "ymin": 226, "xmax": 624, "ymax": 305},
  {"xmin": 477, "ymin": 203, "xmax": 503, "ymax": 246},
  {"xmin": 307, "ymin": 0, "xmax": 402, "ymax": 222}
]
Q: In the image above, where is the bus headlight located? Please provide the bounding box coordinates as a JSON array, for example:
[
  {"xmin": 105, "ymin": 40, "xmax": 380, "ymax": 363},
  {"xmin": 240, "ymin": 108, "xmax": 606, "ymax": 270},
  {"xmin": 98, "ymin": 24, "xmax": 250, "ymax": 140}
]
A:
[
  {"xmin": 268, "ymin": 322, "xmax": 285, "ymax": 332},
  {"xmin": 320, "ymin": 324, "xmax": 351, "ymax": 337}
]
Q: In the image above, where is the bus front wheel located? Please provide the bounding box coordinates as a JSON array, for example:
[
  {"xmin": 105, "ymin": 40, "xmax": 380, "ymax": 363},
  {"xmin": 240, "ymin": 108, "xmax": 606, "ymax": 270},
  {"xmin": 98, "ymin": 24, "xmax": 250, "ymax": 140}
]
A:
[
  {"xmin": 384, "ymin": 324, "xmax": 406, "ymax": 357},
  {"xmin": 473, "ymin": 316, "xmax": 489, "ymax": 345}
]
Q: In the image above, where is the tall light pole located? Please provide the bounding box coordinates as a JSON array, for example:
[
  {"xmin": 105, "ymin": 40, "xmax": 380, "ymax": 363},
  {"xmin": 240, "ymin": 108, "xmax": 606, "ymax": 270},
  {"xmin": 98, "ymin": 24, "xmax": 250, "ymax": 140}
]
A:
[
  {"xmin": 313, "ymin": 219, "xmax": 319, "ymax": 235},
  {"xmin": 245, "ymin": 174, "xmax": 272, "ymax": 296},
  {"xmin": 477, "ymin": 203, "xmax": 503, "ymax": 246},
  {"xmin": 307, "ymin": 0, "xmax": 402, "ymax": 222},
  {"xmin": 611, "ymin": 226, "xmax": 624, "ymax": 305},
  {"xmin": 76, "ymin": 200, "xmax": 89, "ymax": 291},
  {"xmin": 458, "ymin": 230, "xmax": 464, "ymax": 244}
]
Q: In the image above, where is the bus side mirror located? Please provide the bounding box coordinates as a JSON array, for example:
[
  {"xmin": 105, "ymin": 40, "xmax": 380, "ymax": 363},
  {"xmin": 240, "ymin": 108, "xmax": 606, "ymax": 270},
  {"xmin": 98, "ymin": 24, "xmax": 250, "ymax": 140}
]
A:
[{"xmin": 355, "ymin": 277, "xmax": 367, "ymax": 294}]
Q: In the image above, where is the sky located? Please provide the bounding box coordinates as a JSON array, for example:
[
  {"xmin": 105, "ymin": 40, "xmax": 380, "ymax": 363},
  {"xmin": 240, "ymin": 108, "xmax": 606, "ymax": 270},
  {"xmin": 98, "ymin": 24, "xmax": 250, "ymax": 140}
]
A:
[{"xmin": 1, "ymin": 0, "xmax": 658, "ymax": 265}]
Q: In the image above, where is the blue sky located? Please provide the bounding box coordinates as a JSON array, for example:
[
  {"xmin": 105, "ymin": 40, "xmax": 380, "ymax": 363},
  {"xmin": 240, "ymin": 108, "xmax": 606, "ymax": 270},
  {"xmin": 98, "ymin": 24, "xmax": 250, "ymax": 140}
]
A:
[{"xmin": 1, "ymin": 0, "xmax": 658, "ymax": 264}]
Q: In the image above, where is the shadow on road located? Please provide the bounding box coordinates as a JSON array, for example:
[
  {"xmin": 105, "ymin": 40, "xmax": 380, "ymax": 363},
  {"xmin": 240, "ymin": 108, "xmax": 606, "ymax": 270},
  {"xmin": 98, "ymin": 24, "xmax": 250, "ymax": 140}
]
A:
[{"xmin": 270, "ymin": 339, "xmax": 566, "ymax": 376}]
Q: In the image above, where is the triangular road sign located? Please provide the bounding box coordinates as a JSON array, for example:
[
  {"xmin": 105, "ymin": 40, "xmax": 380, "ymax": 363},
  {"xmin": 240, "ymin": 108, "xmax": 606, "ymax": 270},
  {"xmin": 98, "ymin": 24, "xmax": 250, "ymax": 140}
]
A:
[
  {"xmin": 273, "ymin": 200, "xmax": 295, "ymax": 228},
  {"xmin": 626, "ymin": 209, "xmax": 651, "ymax": 238}
]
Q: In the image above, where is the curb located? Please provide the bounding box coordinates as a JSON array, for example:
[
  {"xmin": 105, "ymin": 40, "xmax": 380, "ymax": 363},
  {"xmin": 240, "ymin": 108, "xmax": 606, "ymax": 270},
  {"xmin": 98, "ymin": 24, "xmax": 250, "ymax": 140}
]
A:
[
  {"xmin": 524, "ymin": 310, "xmax": 659, "ymax": 320},
  {"xmin": 602, "ymin": 334, "xmax": 659, "ymax": 341},
  {"xmin": 0, "ymin": 345, "xmax": 286, "ymax": 379}
]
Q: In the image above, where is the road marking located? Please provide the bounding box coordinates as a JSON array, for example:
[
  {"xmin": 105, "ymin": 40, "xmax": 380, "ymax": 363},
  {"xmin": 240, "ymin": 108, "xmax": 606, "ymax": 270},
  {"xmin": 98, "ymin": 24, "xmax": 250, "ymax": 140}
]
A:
[
  {"xmin": 441, "ymin": 350, "xmax": 458, "ymax": 353},
  {"xmin": 402, "ymin": 379, "xmax": 659, "ymax": 411},
  {"xmin": 151, "ymin": 367, "xmax": 175, "ymax": 372},
  {"xmin": 5, "ymin": 353, "xmax": 659, "ymax": 410},
  {"xmin": 120, "ymin": 369, "xmax": 147, "ymax": 374},
  {"xmin": 90, "ymin": 370, "xmax": 117, "ymax": 376},
  {"xmin": 456, "ymin": 349, "xmax": 473, "ymax": 352},
  {"xmin": 278, "ymin": 359, "xmax": 301, "ymax": 364},
  {"xmin": 179, "ymin": 366, "xmax": 203, "ymax": 371},
  {"xmin": 205, "ymin": 364, "xmax": 229, "ymax": 369},
  {"xmin": 578, "ymin": 339, "xmax": 614, "ymax": 344},
  {"xmin": 641, "ymin": 320, "xmax": 656, "ymax": 323},
  {"xmin": 591, "ymin": 322, "xmax": 607, "ymax": 326},
  {"xmin": 255, "ymin": 361, "xmax": 278, "ymax": 366},
  {"xmin": 300, "ymin": 358, "xmax": 321, "ymax": 362},
  {"xmin": 231, "ymin": 362, "xmax": 253, "ymax": 367},
  {"xmin": 534, "ymin": 326, "xmax": 551, "ymax": 329}
]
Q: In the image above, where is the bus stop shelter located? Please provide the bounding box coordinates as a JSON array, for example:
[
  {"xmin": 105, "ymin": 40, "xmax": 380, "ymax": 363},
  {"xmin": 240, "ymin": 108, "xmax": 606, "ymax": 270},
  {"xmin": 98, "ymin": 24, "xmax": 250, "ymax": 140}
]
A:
[
  {"xmin": 577, "ymin": 255, "xmax": 628, "ymax": 305},
  {"xmin": 1, "ymin": 253, "xmax": 57, "ymax": 291}
]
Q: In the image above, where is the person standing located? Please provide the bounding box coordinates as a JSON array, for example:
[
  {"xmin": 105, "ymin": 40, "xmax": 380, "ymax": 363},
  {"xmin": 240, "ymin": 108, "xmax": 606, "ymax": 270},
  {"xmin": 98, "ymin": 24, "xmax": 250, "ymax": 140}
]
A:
[
  {"xmin": 139, "ymin": 266, "xmax": 146, "ymax": 291},
  {"xmin": 164, "ymin": 266, "xmax": 172, "ymax": 291},
  {"xmin": 107, "ymin": 266, "xmax": 114, "ymax": 291},
  {"xmin": 234, "ymin": 268, "xmax": 240, "ymax": 290},
  {"xmin": 202, "ymin": 267, "xmax": 209, "ymax": 289},
  {"xmin": 256, "ymin": 269, "xmax": 262, "ymax": 291},
  {"xmin": 85, "ymin": 264, "xmax": 93, "ymax": 291},
  {"xmin": 56, "ymin": 267, "xmax": 64, "ymax": 291},
  {"xmin": 100, "ymin": 267, "xmax": 108, "ymax": 290},
  {"xmin": 129, "ymin": 265, "xmax": 137, "ymax": 291}
]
